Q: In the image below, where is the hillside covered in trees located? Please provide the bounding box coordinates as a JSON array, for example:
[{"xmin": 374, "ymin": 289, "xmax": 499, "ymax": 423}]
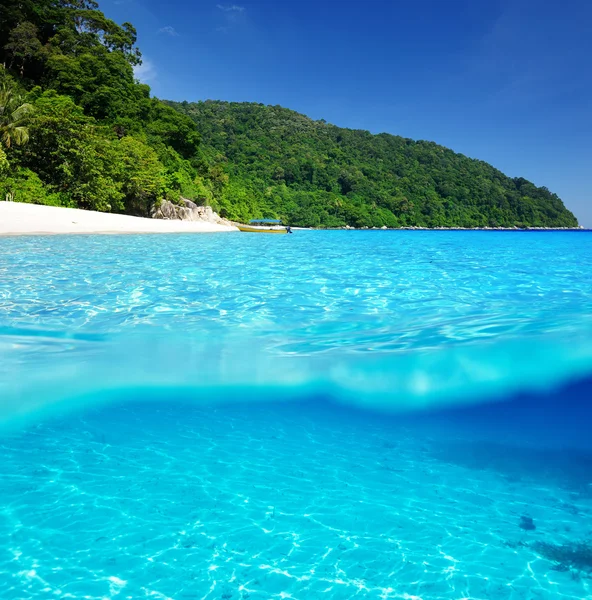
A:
[
  {"xmin": 0, "ymin": 0, "xmax": 225, "ymax": 216},
  {"xmin": 169, "ymin": 101, "xmax": 578, "ymax": 229},
  {"xmin": 0, "ymin": 0, "xmax": 579, "ymax": 228}
]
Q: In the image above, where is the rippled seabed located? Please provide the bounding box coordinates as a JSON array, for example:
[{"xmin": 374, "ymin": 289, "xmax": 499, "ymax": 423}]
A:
[{"xmin": 1, "ymin": 231, "xmax": 592, "ymax": 599}]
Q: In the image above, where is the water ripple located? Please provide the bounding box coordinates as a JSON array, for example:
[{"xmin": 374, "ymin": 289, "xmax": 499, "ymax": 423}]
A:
[{"xmin": 1, "ymin": 231, "xmax": 592, "ymax": 423}]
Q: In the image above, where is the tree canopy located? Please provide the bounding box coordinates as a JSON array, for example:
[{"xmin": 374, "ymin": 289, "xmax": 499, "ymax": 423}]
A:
[
  {"xmin": 0, "ymin": 0, "xmax": 216, "ymax": 213},
  {"xmin": 167, "ymin": 100, "xmax": 578, "ymax": 229}
]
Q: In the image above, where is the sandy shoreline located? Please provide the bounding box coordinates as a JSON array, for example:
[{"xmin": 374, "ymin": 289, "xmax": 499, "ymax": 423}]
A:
[
  {"xmin": 0, "ymin": 202, "xmax": 238, "ymax": 235},
  {"xmin": 1, "ymin": 202, "xmax": 585, "ymax": 235}
]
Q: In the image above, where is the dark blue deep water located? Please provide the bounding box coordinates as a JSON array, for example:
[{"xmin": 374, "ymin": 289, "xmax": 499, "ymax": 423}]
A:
[{"xmin": 1, "ymin": 231, "xmax": 591, "ymax": 599}]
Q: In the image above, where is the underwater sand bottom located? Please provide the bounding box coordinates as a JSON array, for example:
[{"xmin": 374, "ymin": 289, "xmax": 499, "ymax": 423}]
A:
[{"xmin": 0, "ymin": 401, "xmax": 590, "ymax": 600}]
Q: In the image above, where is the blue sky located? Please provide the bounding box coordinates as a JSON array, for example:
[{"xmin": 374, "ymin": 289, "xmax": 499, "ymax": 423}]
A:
[{"xmin": 104, "ymin": 0, "xmax": 592, "ymax": 226}]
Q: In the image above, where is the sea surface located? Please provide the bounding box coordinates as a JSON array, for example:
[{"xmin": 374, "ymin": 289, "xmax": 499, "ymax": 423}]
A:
[{"xmin": 0, "ymin": 231, "xmax": 591, "ymax": 599}]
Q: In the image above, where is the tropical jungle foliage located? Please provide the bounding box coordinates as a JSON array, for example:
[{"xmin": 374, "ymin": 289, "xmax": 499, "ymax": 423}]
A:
[
  {"xmin": 0, "ymin": 0, "xmax": 579, "ymax": 227},
  {"xmin": 0, "ymin": 0, "xmax": 217, "ymax": 212},
  {"xmin": 169, "ymin": 101, "xmax": 578, "ymax": 228}
]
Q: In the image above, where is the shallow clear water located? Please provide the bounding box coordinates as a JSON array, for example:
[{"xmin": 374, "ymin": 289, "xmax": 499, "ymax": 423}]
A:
[{"xmin": 0, "ymin": 231, "xmax": 591, "ymax": 599}]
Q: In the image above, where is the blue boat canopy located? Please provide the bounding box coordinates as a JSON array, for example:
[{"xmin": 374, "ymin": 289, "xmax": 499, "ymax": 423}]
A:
[{"xmin": 249, "ymin": 219, "xmax": 282, "ymax": 224}]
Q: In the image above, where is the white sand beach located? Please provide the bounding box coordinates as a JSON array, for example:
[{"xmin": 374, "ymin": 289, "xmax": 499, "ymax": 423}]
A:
[{"xmin": 0, "ymin": 202, "xmax": 238, "ymax": 235}]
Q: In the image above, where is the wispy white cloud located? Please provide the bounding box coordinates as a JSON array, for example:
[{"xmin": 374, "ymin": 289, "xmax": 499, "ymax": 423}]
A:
[
  {"xmin": 216, "ymin": 4, "xmax": 245, "ymax": 12},
  {"xmin": 158, "ymin": 25, "xmax": 179, "ymax": 37},
  {"xmin": 133, "ymin": 59, "xmax": 156, "ymax": 84},
  {"xmin": 215, "ymin": 3, "xmax": 246, "ymax": 33}
]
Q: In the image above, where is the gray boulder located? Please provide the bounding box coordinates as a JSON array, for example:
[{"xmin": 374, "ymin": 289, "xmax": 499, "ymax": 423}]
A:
[{"xmin": 151, "ymin": 198, "xmax": 232, "ymax": 226}]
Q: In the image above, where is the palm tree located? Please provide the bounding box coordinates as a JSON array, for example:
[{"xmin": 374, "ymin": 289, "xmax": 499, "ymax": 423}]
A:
[
  {"xmin": 333, "ymin": 196, "xmax": 343, "ymax": 216},
  {"xmin": 0, "ymin": 84, "xmax": 33, "ymax": 149}
]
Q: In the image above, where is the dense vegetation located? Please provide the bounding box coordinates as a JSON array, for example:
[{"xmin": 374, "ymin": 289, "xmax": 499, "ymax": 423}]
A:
[
  {"xmin": 0, "ymin": 0, "xmax": 223, "ymax": 214},
  {"xmin": 0, "ymin": 1, "xmax": 579, "ymax": 228},
  {"xmin": 169, "ymin": 101, "xmax": 578, "ymax": 228}
]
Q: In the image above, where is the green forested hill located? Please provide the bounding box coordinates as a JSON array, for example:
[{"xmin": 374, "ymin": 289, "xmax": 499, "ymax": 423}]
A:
[
  {"xmin": 0, "ymin": 0, "xmax": 578, "ymax": 228},
  {"xmin": 168, "ymin": 100, "xmax": 578, "ymax": 228},
  {"xmin": 0, "ymin": 0, "xmax": 223, "ymax": 215}
]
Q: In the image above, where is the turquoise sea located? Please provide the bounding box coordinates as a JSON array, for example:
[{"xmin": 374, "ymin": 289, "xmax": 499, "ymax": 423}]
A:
[{"xmin": 1, "ymin": 231, "xmax": 592, "ymax": 599}]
